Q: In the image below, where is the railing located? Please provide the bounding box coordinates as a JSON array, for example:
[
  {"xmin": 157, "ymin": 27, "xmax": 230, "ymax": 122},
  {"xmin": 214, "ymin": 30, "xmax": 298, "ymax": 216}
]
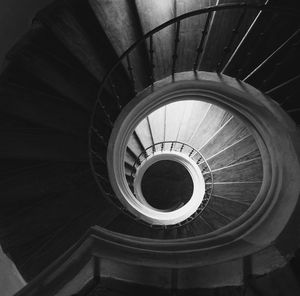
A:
[
  {"xmin": 128, "ymin": 141, "xmax": 212, "ymax": 190},
  {"xmin": 89, "ymin": 3, "xmax": 298, "ymax": 118},
  {"xmin": 124, "ymin": 141, "xmax": 213, "ymax": 229},
  {"xmin": 89, "ymin": 3, "xmax": 299, "ymax": 228}
]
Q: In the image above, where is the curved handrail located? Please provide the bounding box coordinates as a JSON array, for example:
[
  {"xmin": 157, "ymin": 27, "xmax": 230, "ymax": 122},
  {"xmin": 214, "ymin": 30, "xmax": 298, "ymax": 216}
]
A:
[
  {"xmin": 130, "ymin": 140, "xmax": 213, "ymax": 175},
  {"xmin": 11, "ymin": 4, "xmax": 300, "ymax": 296},
  {"xmin": 89, "ymin": 2, "xmax": 300, "ymax": 160},
  {"xmin": 97, "ymin": 3, "xmax": 299, "ymax": 90},
  {"xmin": 89, "ymin": 3, "xmax": 300, "ymax": 243},
  {"xmin": 90, "ymin": 3, "xmax": 278, "ymax": 208},
  {"xmin": 125, "ymin": 140, "xmax": 214, "ymax": 228}
]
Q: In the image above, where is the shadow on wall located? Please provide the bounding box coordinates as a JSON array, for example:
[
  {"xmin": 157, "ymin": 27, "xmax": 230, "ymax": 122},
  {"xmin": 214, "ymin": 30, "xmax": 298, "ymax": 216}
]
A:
[{"xmin": 0, "ymin": 0, "xmax": 53, "ymax": 68}]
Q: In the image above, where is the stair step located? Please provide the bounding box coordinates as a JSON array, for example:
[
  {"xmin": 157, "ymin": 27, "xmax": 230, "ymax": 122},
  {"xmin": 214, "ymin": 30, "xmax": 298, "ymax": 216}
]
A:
[
  {"xmin": 200, "ymin": 1, "xmax": 262, "ymax": 72},
  {"xmin": 212, "ymin": 182, "xmax": 261, "ymax": 204},
  {"xmin": 0, "ymin": 162, "xmax": 90, "ymax": 203},
  {"xmin": 0, "ymin": 80, "xmax": 89, "ymax": 136},
  {"xmin": 125, "ymin": 148, "xmax": 139, "ymax": 167},
  {"xmin": 127, "ymin": 132, "xmax": 145, "ymax": 158},
  {"xmin": 210, "ymin": 158, "xmax": 263, "ymax": 182},
  {"xmin": 7, "ymin": 22, "xmax": 87, "ymax": 74},
  {"xmin": 0, "ymin": 111, "xmax": 42, "ymax": 130},
  {"xmin": 107, "ymin": 213, "xmax": 152, "ymax": 238},
  {"xmin": 189, "ymin": 216, "xmax": 214, "ymax": 235},
  {"xmin": 164, "ymin": 101, "xmax": 187, "ymax": 142},
  {"xmin": 200, "ymin": 116, "xmax": 249, "ymax": 159},
  {"xmin": 124, "ymin": 163, "xmax": 135, "ymax": 178},
  {"xmin": 181, "ymin": 223, "xmax": 195, "ymax": 237},
  {"xmin": 265, "ymin": 75, "xmax": 300, "ymax": 107},
  {"xmin": 176, "ymin": 0, "xmax": 216, "ymax": 72},
  {"xmin": 207, "ymin": 135, "xmax": 259, "ymax": 170},
  {"xmin": 259, "ymin": 41, "xmax": 300, "ymax": 92},
  {"xmin": 135, "ymin": 0, "xmax": 175, "ymax": 81},
  {"xmin": 176, "ymin": 225, "xmax": 189, "ymax": 238},
  {"xmin": 36, "ymin": 0, "xmax": 109, "ymax": 82},
  {"xmin": 207, "ymin": 195, "xmax": 249, "ymax": 221},
  {"xmin": 148, "ymin": 106, "xmax": 166, "ymax": 143},
  {"xmin": 229, "ymin": 148, "xmax": 261, "ymax": 167},
  {"xmin": 12, "ymin": 187, "xmax": 114, "ymax": 281},
  {"xmin": 0, "ymin": 128, "xmax": 87, "ymax": 161},
  {"xmin": 134, "ymin": 118, "xmax": 153, "ymax": 150},
  {"xmin": 6, "ymin": 23, "xmax": 99, "ymax": 112},
  {"xmin": 176, "ymin": 101, "xmax": 211, "ymax": 144},
  {"xmin": 36, "ymin": 0, "xmax": 134, "ymax": 110},
  {"xmin": 188, "ymin": 104, "xmax": 231, "ymax": 149},
  {"xmin": 0, "ymin": 159, "xmax": 49, "ymax": 181},
  {"xmin": 90, "ymin": 0, "xmax": 150, "ymax": 91},
  {"xmin": 247, "ymin": 32, "xmax": 300, "ymax": 91},
  {"xmin": 225, "ymin": 4, "xmax": 299, "ymax": 79},
  {"xmin": 200, "ymin": 207, "xmax": 231, "ymax": 230},
  {"xmin": 164, "ymin": 228, "xmax": 178, "ymax": 239}
]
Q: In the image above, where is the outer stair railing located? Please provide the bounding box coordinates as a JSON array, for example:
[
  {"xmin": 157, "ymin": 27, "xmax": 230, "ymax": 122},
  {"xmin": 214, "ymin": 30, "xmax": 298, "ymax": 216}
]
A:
[{"xmin": 89, "ymin": 2, "xmax": 299, "ymax": 229}]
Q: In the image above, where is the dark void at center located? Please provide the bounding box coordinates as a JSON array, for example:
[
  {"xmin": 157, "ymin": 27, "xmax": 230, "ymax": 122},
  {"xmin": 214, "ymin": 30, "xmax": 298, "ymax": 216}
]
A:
[{"xmin": 141, "ymin": 160, "xmax": 194, "ymax": 210}]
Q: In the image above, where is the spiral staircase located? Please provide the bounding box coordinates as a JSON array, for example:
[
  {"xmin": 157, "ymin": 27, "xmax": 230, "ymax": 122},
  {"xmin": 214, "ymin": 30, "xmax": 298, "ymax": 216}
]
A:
[{"xmin": 0, "ymin": 0, "xmax": 300, "ymax": 295}]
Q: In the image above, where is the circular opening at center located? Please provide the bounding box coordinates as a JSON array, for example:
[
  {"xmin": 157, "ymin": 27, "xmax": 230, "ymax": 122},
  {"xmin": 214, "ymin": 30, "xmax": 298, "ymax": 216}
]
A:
[{"xmin": 141, "ymin": 160, "xmax": 194, "ymax": 211}]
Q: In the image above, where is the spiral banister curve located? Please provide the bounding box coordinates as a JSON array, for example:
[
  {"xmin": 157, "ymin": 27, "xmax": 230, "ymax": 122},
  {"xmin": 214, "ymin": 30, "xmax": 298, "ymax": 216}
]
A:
[{"xmin": 1, "ymin": 0, "xmax": 299, "ymax": 293}]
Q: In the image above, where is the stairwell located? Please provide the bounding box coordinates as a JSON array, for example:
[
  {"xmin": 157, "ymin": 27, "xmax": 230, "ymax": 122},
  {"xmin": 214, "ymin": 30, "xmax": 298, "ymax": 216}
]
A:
[{"xmin": 0, "ymin": 0, "xmax": 299, "ymax": 295}]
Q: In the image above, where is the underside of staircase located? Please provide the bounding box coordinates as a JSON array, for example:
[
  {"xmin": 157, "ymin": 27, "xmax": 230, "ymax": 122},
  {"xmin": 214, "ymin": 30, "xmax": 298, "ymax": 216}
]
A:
[{"xmin": 0, "ymin": 0, "xmax": 300, "ymax": 295}]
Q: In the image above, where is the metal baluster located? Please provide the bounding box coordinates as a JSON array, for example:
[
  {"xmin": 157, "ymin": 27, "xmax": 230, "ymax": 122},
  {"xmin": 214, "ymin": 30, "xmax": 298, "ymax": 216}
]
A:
[
  {"xmin": 238, "ymin": 47, "xmax": 258, "ymax": 79},
  {"xmin": 222, "ymin": 1, "xmax": 270, "ymax": 73},
  {"xmin": 144, "ymin": 150, "xmax": 148, "ymax": 159},
  {"xmin": 201, "ymin": 163, "xmax": 208, "ymax": 173},
  {"xmin": 91, "ymin": 126, "xmax": 108, "ymax": 147},
  {"xmin": 217, "ymin": 7, "xmax": 247, "ymax": 72},
  {"xmin": 126, "ymin": 54, "xmax": 137, "ymax": 95},
  {"xmin": 243, "ymin": 30, "xmax": 300, "ymax": 81},
  {"xmin": 90, "ymin": 149, "xmax": 106, "ymax": 164},
  {"xmin": 172, "ymin": 20, "xmax": 181, "ymax": 79},
  {"xmin": 161, "ymin": 142, "xmax": 164, "ymax": 152},
  {"xmin": 96, "ymin": 100, "xmax": 113, "ymax": 128},
  {"xmin": 265, "ymin": 74, "xmax": 300, "ymax": 95},
  {"xmin": 205, "ymin": 186, "xmax": 213, "ymax": 195},
  {"xmin": 149, "ymin": 34, "xmax": 155, "ymax": 87},
  {"xmin": 235, "ymin": 11, "xmax": 278, "ymax": 79},
  {"xmin": 189, "ymin": 148, "xmax": 195, "ymax": 157},
  {"xmin": 180, "ymin": 144, "xmax": 184, "ymax": 152},
  {"xmin": 170, "ymin": 142, "xmax": 174, "ymax": 151},
  {"xmin": 196, "ymin": 156, "xmax": 202, "ymax": 165},
  {"xmin": 204, "ymin": 174, "xmax": 212, "ymax": 182},
  {"xmin": 152, "ymin": 144, "xmax": 156, "ymax": 154},
  {"xmin": 193, "ymin": 11, "xmax": 212, "ymax": 72},
  {"xmin": 108, "ymin": 78, "xmax": 121, "ymax": 110},
  {"xmin": 94, "ymin": 172, "xmax": 109, "ymax": 183}
]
